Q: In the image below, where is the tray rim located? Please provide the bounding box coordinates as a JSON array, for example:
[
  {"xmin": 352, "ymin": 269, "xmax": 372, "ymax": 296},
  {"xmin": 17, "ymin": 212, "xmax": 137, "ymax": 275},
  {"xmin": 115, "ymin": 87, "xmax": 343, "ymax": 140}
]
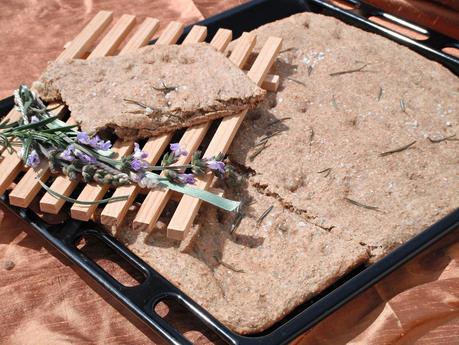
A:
[{"xmin": 1, "ymin": 0, "xmax": 459, "ymax": 344}]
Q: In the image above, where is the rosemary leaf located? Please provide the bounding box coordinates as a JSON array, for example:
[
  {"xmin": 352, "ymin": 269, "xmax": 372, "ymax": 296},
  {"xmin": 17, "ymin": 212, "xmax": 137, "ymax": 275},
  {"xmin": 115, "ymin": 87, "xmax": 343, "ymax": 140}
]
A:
[
  {"xmin": 344, "ymin": 197, "xmax": 379, "ymax": 211},
  {"xmin": 400, "ymin": 98, "xmax": 406, "ymax": 113},
  {"xmin": 377, "ymin": 86, "xmax": 383, "ymax": 101},
  {"xmin": 380, "ymin": 140, "xmax": 416, "ymax": 157},
  {"xmin": 266, "ymin": 117, "xmax": 291, "ymax": 128},
  {"xmin": 257, "ymin": 205, "xmax": 273, "ymax": 225},
  {"xmin": 213, "ymin": 255, "xmax": 245, "ymax": 273},
  {"xmin": 40, "ymin": 124, "xmax": 78, "ymax": 134},
  {"xmin": 22, "ymin": 136, "xmax": 32, "ymax": 163},
  {"xmin": 309, "ymin": 127, "xmax": 315, "ymax": 144},
  {"xmin": 249, "ymin": 142, "xmax": 269, "ymax": 161},
  {"xmin": 3, "ymin": 116, "xmax": 59, "ymax": 133},
  {"xmin": 330, "ymin": 64, "xmax": 368, "ymax": 77},
  {"xmin": 287, "ymin": 77, "xmax": 307, "ymax": 86},
  {"xmin": 317, "ymin": 167, "xmax": 332, "ymax": 177}
]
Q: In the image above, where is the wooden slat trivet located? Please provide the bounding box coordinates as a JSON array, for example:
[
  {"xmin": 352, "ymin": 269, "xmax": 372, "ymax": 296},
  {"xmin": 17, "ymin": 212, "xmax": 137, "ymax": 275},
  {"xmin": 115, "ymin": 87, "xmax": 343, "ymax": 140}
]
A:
[{"xmin": 0, "ymin": 11, "xmax": 282, "ymax": 242}]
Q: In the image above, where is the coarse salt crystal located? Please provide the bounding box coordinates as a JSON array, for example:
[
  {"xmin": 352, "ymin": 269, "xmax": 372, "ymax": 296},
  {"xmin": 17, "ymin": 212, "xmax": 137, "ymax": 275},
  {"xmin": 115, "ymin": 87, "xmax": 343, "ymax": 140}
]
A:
[{"xmin": 405, "ymin": 120, "xmax": 418, "ymax": 128}]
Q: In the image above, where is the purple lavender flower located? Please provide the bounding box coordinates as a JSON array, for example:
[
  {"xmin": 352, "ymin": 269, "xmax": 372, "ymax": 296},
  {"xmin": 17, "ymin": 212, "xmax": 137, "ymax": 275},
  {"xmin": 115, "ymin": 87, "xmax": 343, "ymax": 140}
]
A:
[
  {"xmin": 133, "ymin": 143, "xmax": 148, "ymax": 159},
  {"xmin": 60, "ymin": 144, "xmax": 75, "ymax": 161},
  {"xmin": 170, "ymin": 143, "xmax": 188, "ymax": 157},
  {"xmin": 98, "ymin": 139, "xmax": 112, "ymax": 151},
  {"xmin": 76, "ymin": 151, "xmax": 96, "ymax": 164},
  {"xmin": 77, "ymin": 132, "xmax": 90, "ymax": 145},
  {"xmin": 26, "ymin": 150, "xmax": 40, "ymax": 167},
  {"xmin": 130, "ymin": 158, "xmax": 148, "ymax": 172},
  {"xmin": 91, "ymin": 135, "xmax": 112, "ymax": 151},
  {"xmin": 30, "ymin": 116, "xmax": 39, "ymax": 124},
  {"xmin": 78, "ymin": 132, "xmax": 112, "ymax": 151},
  {"xmin": 77, "ymin": 132, "xmax": 91, "ymax": 145},
  {"xmin": 130, "ymin": 171, "xmax": 144, "ymax": 183},
  {"xmin": 206, "ymin": 159, "xmax": 225, "ymax": 174},
  {"xmin": 178, "ymin": 173, "xmax": 196, "ymax": 185}
]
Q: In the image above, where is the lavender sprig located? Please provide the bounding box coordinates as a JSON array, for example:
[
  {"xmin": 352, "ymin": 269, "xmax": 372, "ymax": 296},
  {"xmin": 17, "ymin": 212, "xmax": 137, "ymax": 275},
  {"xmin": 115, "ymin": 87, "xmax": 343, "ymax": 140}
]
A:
[{"xmin": 5, "ymin": 85, "xmax": 239, "ymax": 212}]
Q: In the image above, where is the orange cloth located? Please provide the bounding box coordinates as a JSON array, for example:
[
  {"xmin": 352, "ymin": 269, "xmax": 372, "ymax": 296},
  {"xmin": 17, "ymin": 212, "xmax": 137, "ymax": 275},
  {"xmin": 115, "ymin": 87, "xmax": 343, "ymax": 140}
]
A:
[{"xmin": 0, "ymin": 1, "xmax": 458, "ymax": 344}]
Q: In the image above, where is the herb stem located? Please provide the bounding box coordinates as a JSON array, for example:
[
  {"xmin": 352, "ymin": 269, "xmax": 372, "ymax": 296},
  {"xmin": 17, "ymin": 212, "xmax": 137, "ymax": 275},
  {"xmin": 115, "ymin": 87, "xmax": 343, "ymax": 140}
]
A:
[
  {"xmin": 317, "ymin": 168, "xmax": 332, "ymax": 177},
  {"xmin": 377, "ymin": 86, "xmax": 383, "ymax": 101},
  {"xmin": 400, "ymin": 98, "xmax": 406, "ymax": 113},
  {"xmin": 330, "ymin": 64, "xmax": 368, "ymax": 77},
  {"xmin": 287, "ymin": 77, "xmax": 307, "ymax": 86},
  {"xmin": 266, "ymin": 117, "xmax": 291, "ymax": 128},
  {"xmin": 344, "ymin": 197, "xmax": 380, "ymax": 211},
  {"xmin": 213, "ymin": 256, "xmax": 245, "ymax": 273},
  {"xmin": 380, "ymin": 140, "xmax": 416, "ymax": 157},
  {"xmin": 257, "ymin": 205, "xmax": 273, "ymax": 225}
]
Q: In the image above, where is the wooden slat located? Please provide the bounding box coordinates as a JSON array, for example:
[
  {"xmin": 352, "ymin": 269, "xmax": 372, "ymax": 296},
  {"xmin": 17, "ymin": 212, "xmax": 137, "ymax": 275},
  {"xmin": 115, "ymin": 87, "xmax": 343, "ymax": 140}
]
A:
[
  {"xmin": 88, "ymin": 14, "xmax": 136, "ymax": 58},
  {"xmin": 40, "ymin": 16, "xmax": 161, "ymax": 214},
  {"xmin": 262, "ymin": 73, "xmax": 279, "ymax": 92},
  {"xmin": 59, "ymin": 11, "xmax": 113, "ymax": 60},
  {"xmin": 247, "ymin": 37, "xmax": 282, "ymax": 84},
  {"xmin": 209, "ymin": 29, "xmax": 232, "ymax": 52},
  {"xmin": 39, "ymin": 175, "xmax": 78, "ymax": 214},
  {"xmin": 78, "ymin": 20, "xmax": 186, "ymax": 223},
  {"xmin": 70, "ymin": 141, "xmax": 133, "ymax": 221},
  {"xmin": 210, "ymin": 29, "xmax": 277, "ymax": 91},
  {"xmin": 9, "ymin": 161, "xmax": 51, "ymax": 208},
  {"xmin": 167, "ymin": 36, "xmax": 282, "ymax": 240},
  {"xmin": 156, "ymin": 22, "xmax": 184, "ymax": 45},
  {"xmin": 131, "ymin": 28, "xmax": 235, "ymax": 233},
  {"xmin": 182, "ymin": 25, "xmax": 207, "ymax": 44},
  {"xmin": 228, "ymin": 32, "xmax": 256, "ymax": 68},
  {"xmin": 0, "ymin": 151, "xmax": 23, "ymax": 196},
  {"xmin": 1, "ymin": 11, "xmax": 116, "ymax": 205},
  {"xmin": 100, "ymin": 135, "xmax": 171, "ymax": 228},
  {"xmin": 131, "ymin": 122, "xmax": 209, "ymax": 232},
  {"xmin": 119, "ymin": 17, "xmax": 159, "ymax": 55}
]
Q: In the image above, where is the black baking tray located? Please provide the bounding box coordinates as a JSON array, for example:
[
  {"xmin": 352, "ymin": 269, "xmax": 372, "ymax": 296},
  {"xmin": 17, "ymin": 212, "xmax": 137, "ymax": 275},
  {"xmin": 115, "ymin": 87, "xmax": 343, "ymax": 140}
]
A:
[{"xmin": 1, "ymin": 1, "xmax": 459, "ymax": 344}]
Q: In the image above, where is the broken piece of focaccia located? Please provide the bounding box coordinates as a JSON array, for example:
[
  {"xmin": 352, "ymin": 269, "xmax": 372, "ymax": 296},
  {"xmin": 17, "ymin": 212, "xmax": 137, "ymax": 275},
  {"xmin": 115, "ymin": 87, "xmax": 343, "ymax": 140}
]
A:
[{"xmin": 32, "ymin": 43, "xmax": 266, "ymax": 139}]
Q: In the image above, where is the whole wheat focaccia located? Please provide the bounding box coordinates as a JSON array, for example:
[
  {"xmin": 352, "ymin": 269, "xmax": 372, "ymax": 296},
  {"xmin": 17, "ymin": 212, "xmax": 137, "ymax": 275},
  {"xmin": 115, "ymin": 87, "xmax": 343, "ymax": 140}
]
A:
[
  {"xmin": 228, "ymin": 12, "xmax": 459, "ymax": 261},
  {"xmin": 32, "ymin": 43, "xmax": 265, "ymax": 140},
  {"xmin": 112, "ymin": 181, "xmax": 367, "ymax": 334}
]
